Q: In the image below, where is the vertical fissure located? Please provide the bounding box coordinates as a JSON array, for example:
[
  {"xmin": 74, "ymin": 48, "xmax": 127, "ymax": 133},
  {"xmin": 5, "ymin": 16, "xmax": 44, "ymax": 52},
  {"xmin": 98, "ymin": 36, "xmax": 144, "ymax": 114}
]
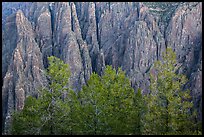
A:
[
  {"xmin": 49, "ymin": 2, "xmax": 55, "ymax": 57},
  {"xmin": 95, "ymin": 2, "xmax": 100, "ymax": 49}
]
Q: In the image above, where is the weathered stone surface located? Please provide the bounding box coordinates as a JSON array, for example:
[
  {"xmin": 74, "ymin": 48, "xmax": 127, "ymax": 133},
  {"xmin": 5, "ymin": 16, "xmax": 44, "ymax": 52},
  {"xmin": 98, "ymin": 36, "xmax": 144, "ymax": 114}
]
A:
[
  {"xmin": 20, "ymin": 2, "xmax": 92, "ymax": 91},
  {"xmin": 62, "ymin": 32, "xmax": 85, "ymax": 89},
  {"xmin": 166, "ymin": 2, "xmax": 202, "ymax": 120},
  {"xmin": 2, "ymin": 10, "xmax": 47, "ymax": 134},
  {"xmin": 75, "ymin": 2, "xmax": 100, "ymax": 72},
  {"xmin": 95, "ymin": 49, "xmax": 105, "ymax": 76},
  {"xmin": 29, "ymin": 2, "xmax": 53, "ymax": 68},
  {"xmin": 121, "ymin": 21, "xmax": 157, "ymax": 93},
  {"xmin": 2, "ymin": 13, "xmax": 18, "ymax": 80},
  {"xmin": 2, "ymin": 2, "xmax": 202, "ymax": 133},
  {"xmin": 2, "ymin": 2, "xmax": 31, "ymax": 26},
  {"xmin": 96, "ymin": 2, "xmax": 162, "ymax": 94},
  {"xmin": 50, "ymin": 2, "xmax": 92, "ymax": 90}
]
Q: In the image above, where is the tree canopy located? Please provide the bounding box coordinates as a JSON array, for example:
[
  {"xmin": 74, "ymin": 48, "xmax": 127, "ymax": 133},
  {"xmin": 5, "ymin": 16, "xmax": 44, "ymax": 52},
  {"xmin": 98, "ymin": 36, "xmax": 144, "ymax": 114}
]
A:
[
  {"xmin": 11, "ymin": 50, "xmax": 201, "ymax": 135},
  {"xmin": 142, "ymin": 48, "xmax": 201, "ymax": 135}
]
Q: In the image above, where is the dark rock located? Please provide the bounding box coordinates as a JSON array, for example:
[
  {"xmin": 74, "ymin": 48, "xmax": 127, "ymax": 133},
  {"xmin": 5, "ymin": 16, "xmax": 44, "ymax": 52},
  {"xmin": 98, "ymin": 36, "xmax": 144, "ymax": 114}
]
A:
[
  {"xmin": 167, "ymin": 2, "xmax": 202, "ymax": 120},
  {"xmin": 2, "ymin": 2, "xmax": 202, "ymax": 133},
  {"xmin": 2, "ymin": 10, "xmax": 47, "ymax": 134}
]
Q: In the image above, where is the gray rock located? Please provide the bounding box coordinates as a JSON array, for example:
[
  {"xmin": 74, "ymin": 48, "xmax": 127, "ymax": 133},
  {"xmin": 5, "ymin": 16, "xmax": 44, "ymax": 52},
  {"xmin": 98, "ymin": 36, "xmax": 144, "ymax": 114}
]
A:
[
  {"xmin": 2, "ymin": 2, "xmax": 202, "ymax": 133},
  {"xmin": 167, "ymin": 2, "xmax": 202, "ymax": 120},
  {"xmin": 2, "ymin": 10, "xmax": 47, "ymax": 134}
]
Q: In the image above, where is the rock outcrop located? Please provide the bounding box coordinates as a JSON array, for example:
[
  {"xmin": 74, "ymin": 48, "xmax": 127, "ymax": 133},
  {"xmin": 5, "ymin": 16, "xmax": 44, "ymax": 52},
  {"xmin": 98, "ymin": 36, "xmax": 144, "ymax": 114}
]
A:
[
  {"xmin": 27, "ymin": 2, "xmax": 92, "ymax": 90},
  {"xmin": 167, "ymin": 2, "xmax": 202, "ymax": 120},
  {"xmin": 2, "ymin": 10, "xmax": 47, "ymax": 134},
  {"xmin": 28, "ymin": 2, "xmax": 53, "ymax": 68}
]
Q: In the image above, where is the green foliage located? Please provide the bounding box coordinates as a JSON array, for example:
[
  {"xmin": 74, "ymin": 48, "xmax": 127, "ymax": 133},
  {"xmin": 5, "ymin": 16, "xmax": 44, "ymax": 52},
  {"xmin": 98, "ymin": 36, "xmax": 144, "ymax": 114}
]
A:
[
  {"xmin": 11, "ymin": 59, "xmax": 140, "ymax": 135},
  {"xmin": 11, "ymin": 52, "xmax": 201, "ymax": 135},
  {"xmin": 46, "ymin": 56, "xmax": 70, "ymax": 92},
  {"xmin": 132, "ymin": 88, "xmax": 146, "ymax": 135},
  {"xmin": 143, "ymin": 2, "xmax": 181, "ymax": 27},
  {"xmin": 79, "ymin": 66, "xmax": 136, "ymax": 135},
  {"xmin": 11, "ymin": 56, "xmax": 72, "ymax": 135},
  {"xmin": 11, "ymin": 96, "xmax": 41, "ymax": 135},
  {"xmin": 142, "ymin": 48, "xmax": 201, "ymax": 135}
]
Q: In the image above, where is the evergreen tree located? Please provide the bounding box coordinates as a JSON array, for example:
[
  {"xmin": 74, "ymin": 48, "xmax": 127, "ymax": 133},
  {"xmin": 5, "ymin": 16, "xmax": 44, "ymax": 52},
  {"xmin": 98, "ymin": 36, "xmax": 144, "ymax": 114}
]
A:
[
  {"xmin": 132, "ymin": 88, "xmax": 146, "ymax": 135},
  {"xmin": 11, "ymin": 56, "xmax": 72, "ymax": 135},
  {"xmin": 143, "ymin": 2, "xmax": 181, "ymax": 30},
  {"xmin": 79, "ymin": 73, "xmax": 103, "ymax": 134},
  {"xmin": 79, "ymin": 66, "xmax": 135, "ymax": 135},
  {"xmin": 11, "ymin": 51, "xmax": 199, "ymax": 135},
  {"xmin": 11, "ymin": 96, "xmax": 41, "ymax": 134},
  {"xmin": 11, "ymin": 58, "xmax": 139, "ymax": 135},
  {"xmin": 142, "ymin": 48, "xmax": 198, "ymax": 135},
  {"xmin": 101, "ymin": 66, "xmax": 135, "ymax": 135}
]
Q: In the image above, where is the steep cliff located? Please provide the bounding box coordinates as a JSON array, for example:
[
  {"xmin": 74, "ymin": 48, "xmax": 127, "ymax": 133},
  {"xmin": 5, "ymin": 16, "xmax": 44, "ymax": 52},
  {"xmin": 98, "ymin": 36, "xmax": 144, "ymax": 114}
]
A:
[
  {"xmin": 2, "ymin": 2, "xmax": 202, "ymax": 134},
  {"xmin": 2, "ymin": 10, "xmax": 47, "ymax": 134},
  {"xmin": 167, "ymin": 2, "xmax": 202, "ymax": 120},
  {"xmin": 28, "ymin": 2, "xmax": 92, "ymax": 90}
]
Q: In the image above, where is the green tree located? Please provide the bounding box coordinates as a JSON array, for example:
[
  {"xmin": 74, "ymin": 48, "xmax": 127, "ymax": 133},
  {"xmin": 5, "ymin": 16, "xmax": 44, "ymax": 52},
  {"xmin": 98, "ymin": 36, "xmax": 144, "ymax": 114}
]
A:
[
  {"xmin": 142, "ymin": 48, "xmax": 199, "ymax": 135},
  {"xmin": 132, "ymin": 88, "xmax": 146, "ymax": 135},
  {"xmin": 78, "ymin": 73, "xmax": 103, "ymax": 134},
  {"xmin": 101, "ymin": 66, "xmax": 135, "ymax": 135},
  {"xmin": 79, "ymin": 66, "xmax": 136, "ymax": 135},
  {"xmin": 143, "ymin": 2, "xmax": 181, "ymax": 30},
  {"xmin": 11, "ymin": 96, "xmax": 41, "ymax": 134},
  {"xmin": 11, "ymin": 56, "xmax": 72, "ymax": 135},
  {"xmin": 11, "ymin": 57, "xmax": 142, "ymax": 135}
]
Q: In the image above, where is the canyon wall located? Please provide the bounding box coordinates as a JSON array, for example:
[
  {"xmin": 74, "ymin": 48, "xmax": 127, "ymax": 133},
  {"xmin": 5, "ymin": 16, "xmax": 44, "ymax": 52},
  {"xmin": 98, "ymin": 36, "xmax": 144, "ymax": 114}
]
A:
[{"xmin": 2, "ymin": 2, "xmax": 202, "ymax": 134}]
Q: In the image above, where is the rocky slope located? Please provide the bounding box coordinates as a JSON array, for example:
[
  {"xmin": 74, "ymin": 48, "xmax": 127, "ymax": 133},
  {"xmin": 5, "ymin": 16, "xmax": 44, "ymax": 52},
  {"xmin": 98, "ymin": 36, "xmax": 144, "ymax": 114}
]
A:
[
  {"xmin": 2, "ymin": 10, "xmax": 47, "ymax": 133},
  {"xmin": 2, "ymin": 2, "xmax": 202, "ymax": 134},
  {"xmin": 166, "ymin": 2, "xmax": 202, "ymax": 120}
]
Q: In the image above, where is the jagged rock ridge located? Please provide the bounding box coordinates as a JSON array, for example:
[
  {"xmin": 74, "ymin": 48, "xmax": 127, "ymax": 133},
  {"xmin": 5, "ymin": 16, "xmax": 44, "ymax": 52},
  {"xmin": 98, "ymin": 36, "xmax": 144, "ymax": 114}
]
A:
[{"xmin": 2, "ymin": 2, "xmax": 202, "ymax": 134}]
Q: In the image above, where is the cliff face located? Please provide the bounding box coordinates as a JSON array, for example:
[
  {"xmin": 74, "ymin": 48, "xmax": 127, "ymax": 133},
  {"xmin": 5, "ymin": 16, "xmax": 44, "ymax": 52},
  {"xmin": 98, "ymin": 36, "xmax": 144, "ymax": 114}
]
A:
[
  {"xmin": 167, "ymin": 2, "xmax": 202, "ymax": 120},
  {"xmin": 2, "ymin": 2, "xmax": 202, "ymax": 133},
  {"xmin": 2, "ymin": 10, "xmax": 47, "ymax": 133}
]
